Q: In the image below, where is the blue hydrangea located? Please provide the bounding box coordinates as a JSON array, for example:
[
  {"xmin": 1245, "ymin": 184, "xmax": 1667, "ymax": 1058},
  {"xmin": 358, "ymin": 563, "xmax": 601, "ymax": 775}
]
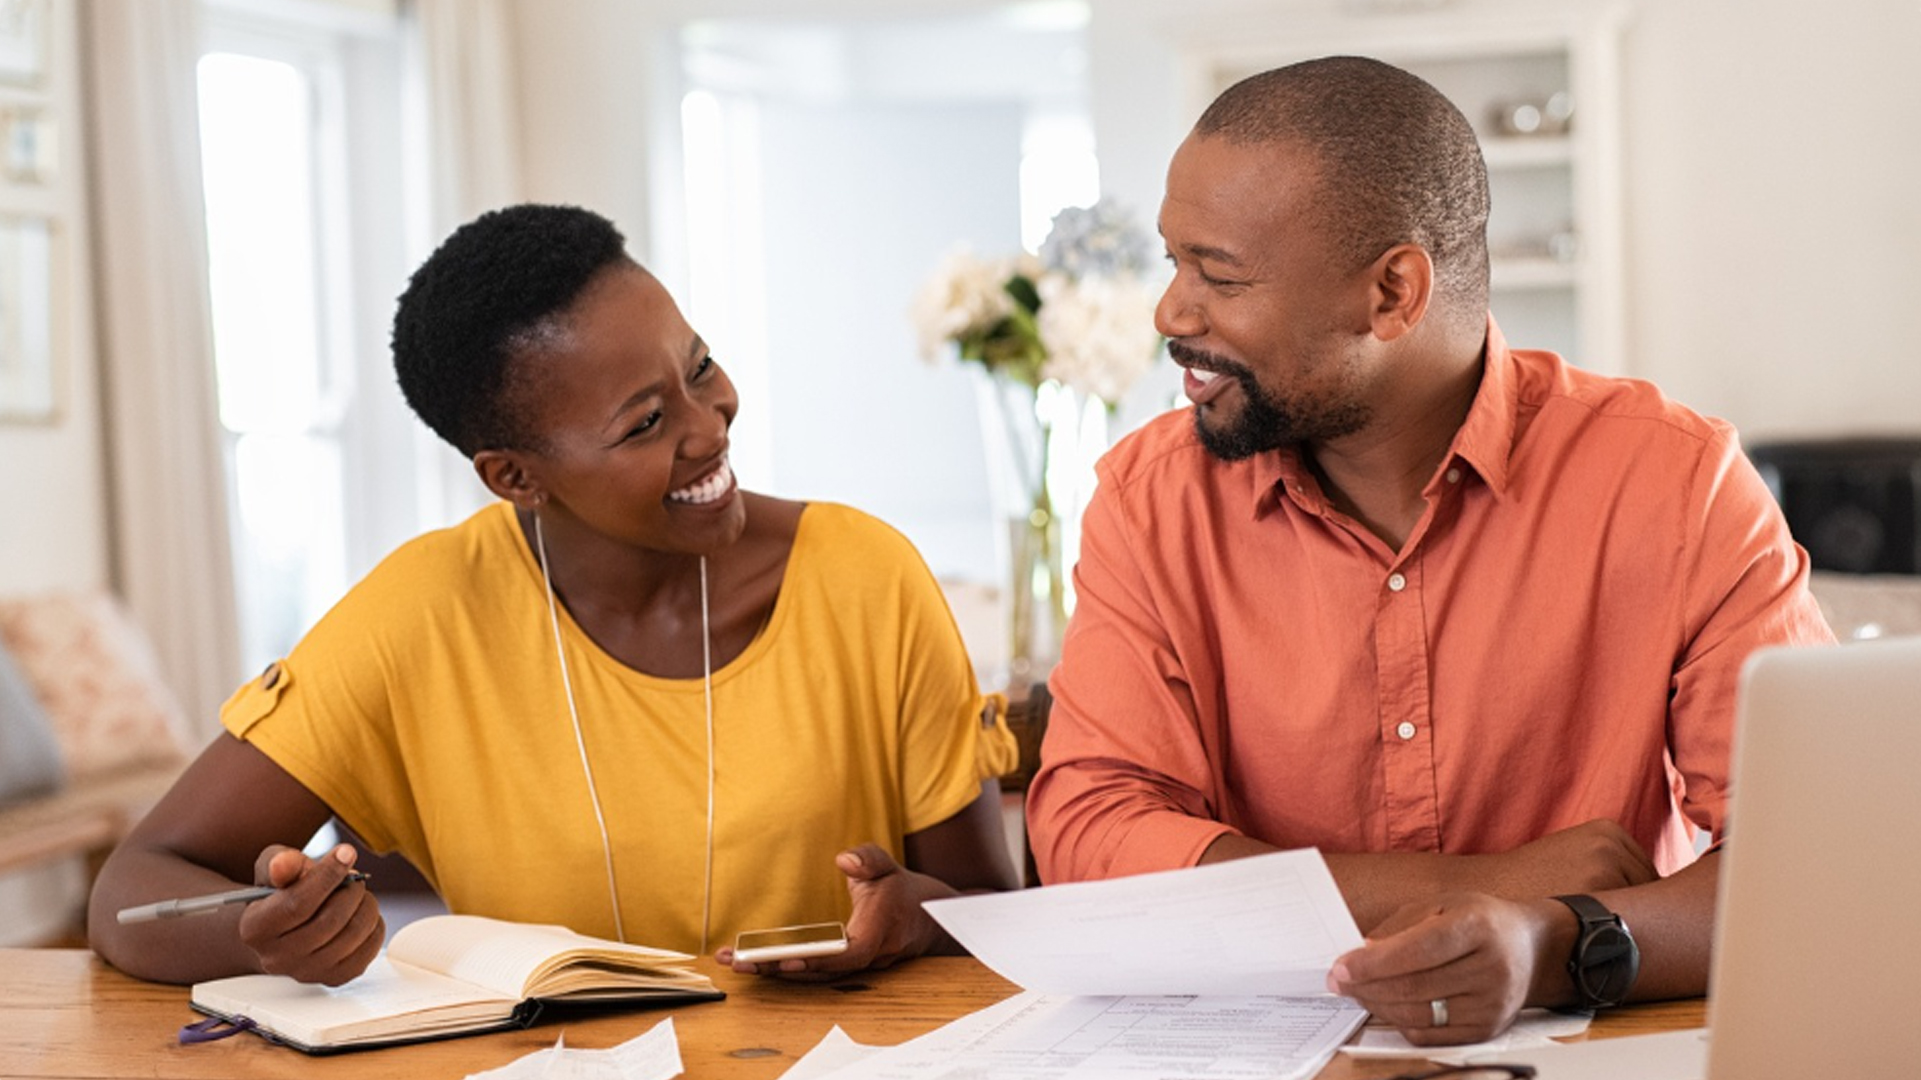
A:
[{"xmin": 1038, "ymin": 201, "xmax": 1157, "ymax": 280}]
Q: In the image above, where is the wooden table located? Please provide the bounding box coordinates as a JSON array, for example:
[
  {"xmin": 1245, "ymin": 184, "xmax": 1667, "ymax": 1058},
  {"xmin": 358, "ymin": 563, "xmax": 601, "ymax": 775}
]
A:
[{"xmin": 0, "ymin": 949, "xmax": 1705, "ymax": 1079}]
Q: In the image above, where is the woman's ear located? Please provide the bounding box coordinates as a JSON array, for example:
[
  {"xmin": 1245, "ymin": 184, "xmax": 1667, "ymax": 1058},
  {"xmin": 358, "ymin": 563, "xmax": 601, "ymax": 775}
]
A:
[
  {"xmin": 1368, "ymin": 243, "xmax": 1434, "ymax": 342},
  {"xmin": 473, "ymin": 450, "xmax": 543, "ymax": 509}
]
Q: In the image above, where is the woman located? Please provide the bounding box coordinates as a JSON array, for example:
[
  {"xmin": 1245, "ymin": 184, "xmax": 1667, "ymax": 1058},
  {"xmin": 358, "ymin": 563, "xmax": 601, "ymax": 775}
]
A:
[{"xmin": 88, "ymin": 204, "xmax": 1019, "ymax": 986}]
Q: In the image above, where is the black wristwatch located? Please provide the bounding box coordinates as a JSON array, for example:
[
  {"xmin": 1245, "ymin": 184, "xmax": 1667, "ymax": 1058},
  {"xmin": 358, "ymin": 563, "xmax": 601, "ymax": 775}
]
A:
[{"xmin": 1552, "ymin": 894, "xmax": 1640, "ymax": 1009}]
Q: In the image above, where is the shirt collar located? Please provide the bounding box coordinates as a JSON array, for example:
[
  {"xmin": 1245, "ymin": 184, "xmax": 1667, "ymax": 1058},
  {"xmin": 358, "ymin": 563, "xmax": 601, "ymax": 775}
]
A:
[
  {"xmin": 1442, "ymin": 314, "xmax": 1519, "ymax": 499},
  {"xmin": 1251, "ymin": 313, "xmax": 1521, "ymax": 519}
]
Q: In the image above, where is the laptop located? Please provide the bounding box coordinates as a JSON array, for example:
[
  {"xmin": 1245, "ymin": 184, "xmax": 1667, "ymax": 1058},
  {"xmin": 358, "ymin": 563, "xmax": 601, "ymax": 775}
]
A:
[{"xmin": 1706, "ymin": 634, "xmax": 1921, "ymax": 1078}]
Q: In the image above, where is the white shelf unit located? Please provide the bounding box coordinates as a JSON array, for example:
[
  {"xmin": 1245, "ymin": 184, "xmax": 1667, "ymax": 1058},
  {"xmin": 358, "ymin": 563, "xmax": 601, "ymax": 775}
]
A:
[{"xmin": 1173, "ymin": 2, "xmax": 1629, "ymax": 374}]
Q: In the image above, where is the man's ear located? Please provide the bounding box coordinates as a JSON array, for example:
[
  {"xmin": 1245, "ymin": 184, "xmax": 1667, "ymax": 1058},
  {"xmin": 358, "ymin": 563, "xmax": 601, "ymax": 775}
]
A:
[
  {"xmin": 1368, "ymin": 244, "xmax": 1433, "ymax": 342},
  {"xmin": 473, "ymin": 449, "xmax": 543, "ymax": 509}
]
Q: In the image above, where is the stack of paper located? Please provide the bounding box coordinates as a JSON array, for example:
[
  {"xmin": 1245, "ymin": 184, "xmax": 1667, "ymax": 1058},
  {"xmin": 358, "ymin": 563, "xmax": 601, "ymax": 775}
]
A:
[{"xmin": 786, "ymin": 849, "xmax": 1370, "ymax": 1080}]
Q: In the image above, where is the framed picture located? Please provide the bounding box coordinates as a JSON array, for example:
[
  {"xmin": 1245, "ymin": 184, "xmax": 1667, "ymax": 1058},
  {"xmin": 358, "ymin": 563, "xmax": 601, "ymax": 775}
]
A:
[
  {"xmin": 0, "ymin": 0, "xmax": 47, "ymax": 87},
  {"xmin": 0, "ymin": 213, "xmax": 54, "ymax": 421},
  {"xmin": 1, "ymin": 107, "xmax": 53, "ymax": 184}
]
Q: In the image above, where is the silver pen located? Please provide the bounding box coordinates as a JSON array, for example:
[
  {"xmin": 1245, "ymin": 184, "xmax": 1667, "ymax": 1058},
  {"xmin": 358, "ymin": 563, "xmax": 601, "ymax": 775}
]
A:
[{"xmin": 116, "ymin": 872, "xmax": 370, "ymax": 924}]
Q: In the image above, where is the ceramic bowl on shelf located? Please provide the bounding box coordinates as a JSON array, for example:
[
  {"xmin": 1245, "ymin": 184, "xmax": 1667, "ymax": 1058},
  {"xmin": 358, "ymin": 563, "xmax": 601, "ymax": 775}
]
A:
[{"xmin": 1491, "ymin": 91, "xmax": 1573, "ymax": 137}]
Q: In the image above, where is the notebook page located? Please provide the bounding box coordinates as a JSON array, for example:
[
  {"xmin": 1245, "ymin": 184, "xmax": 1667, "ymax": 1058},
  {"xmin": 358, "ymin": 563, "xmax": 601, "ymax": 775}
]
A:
[
  {"xmin": 191, "ymin": 956, "xmax": 510, "ymax": 1047},
  {"xmin": 390, "ymin": 915, "xmax": 691, "ymax": 999}
]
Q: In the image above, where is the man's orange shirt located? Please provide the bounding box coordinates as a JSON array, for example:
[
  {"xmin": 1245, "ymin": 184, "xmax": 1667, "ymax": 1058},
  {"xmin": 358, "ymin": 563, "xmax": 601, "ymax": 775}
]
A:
[{"xmin": 1028, "ymin": 320, "xmax": 1834, "ymax": 884}]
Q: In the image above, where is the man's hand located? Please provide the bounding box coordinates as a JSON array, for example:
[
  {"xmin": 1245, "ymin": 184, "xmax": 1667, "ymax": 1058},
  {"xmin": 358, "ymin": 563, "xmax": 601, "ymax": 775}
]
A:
[
  {"xmin": 1327, "ymin": 892, "xmax": 1568, "ymax": 1046},
  {"xmin": 235, "ymin": 843, "xmax": 385, "ymax": 986},
  {"xmin": 717, "ymin": 844, "xmax": 950, "ymax": 979}
]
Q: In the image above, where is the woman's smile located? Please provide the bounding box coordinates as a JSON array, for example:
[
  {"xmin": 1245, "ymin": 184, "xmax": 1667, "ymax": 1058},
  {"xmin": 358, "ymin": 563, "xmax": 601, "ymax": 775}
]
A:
[{"xmin": 667, "ymin": 457, "xmax": 737, "ymax": 507}]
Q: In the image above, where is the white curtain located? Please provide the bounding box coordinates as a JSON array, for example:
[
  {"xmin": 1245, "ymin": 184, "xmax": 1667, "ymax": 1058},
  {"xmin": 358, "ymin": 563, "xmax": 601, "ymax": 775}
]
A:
[
  {"xmin": 407, "ymin": 0, "xmax": 525, "ymax": 525},
  {"xmin": 415, "ymin": 0, "xmax": 523, "ymax": 234},
  {"xmin": 79, "ymin": 0, "xmax": 242, "ymax": 735}
]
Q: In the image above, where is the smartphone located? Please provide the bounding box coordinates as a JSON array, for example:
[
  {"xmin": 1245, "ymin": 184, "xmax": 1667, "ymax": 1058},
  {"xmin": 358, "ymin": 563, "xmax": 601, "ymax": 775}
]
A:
[{"xmin": 732, "ymin": 921, "xmax": 849, "ymax": 964}]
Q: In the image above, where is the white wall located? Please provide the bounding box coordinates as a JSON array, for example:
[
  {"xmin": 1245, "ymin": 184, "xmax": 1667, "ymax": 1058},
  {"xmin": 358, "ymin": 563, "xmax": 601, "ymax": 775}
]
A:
[
  {"xmin": 1086, "ymin": 0, "xmax": 1921, "ymax": 442},
  {"xmin": 756, "ymin": 98, "xmax": 1022, "ymax": 581},
  {"xmin": 0, "ymin": 371, "xmax": 110, "ymax": 596},
  {"xmin": 1621, "ymin": 0, "xmax": 1921, "ymax": 440},
  {"xmin": 508, "ymin": 0, "xmax": 661, "ymax": 258}
]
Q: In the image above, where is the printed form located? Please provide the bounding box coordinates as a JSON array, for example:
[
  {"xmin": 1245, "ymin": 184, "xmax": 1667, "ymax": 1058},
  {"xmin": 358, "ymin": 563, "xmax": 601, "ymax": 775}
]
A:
[{"xmin": 787, "ymin": 849, "xmax": 1370, "ymax": 1080}]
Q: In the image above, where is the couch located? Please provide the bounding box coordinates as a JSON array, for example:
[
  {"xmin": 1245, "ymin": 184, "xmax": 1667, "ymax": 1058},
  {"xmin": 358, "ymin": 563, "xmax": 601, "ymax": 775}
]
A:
[{"xmin": 0, "ymin": 592, "xmax": 194, "ymax": 942}]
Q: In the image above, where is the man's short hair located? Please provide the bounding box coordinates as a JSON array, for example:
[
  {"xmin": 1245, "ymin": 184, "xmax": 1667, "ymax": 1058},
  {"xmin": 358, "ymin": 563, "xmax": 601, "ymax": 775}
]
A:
[
  {"xmin": 392, "ymin": 203, "xmax": 632, "ymax": 456},
  {"xmin": 1195, "ymin": 55, "xmax": 1490, "ymax": 314}
]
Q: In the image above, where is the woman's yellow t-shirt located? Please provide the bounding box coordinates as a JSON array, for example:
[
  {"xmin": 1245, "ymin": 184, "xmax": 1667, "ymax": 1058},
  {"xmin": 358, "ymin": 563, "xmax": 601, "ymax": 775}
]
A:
[{"xmin": 222, "ymin": 501, "xmax": 1012, "ymax": 954}]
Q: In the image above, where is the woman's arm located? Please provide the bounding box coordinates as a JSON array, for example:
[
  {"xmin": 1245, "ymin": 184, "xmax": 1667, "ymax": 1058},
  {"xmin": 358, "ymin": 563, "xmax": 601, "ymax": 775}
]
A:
[
  {"xmin": 718, "ymin": 777, "xmax": 1019, "ymax": 976},
  {"xmin": 905, "ymin": 776, "xmax": 1022, "ymax": 896},
  {"xmin": 87, "ymin": 733, "xmax": 385, "ymax": 985}
]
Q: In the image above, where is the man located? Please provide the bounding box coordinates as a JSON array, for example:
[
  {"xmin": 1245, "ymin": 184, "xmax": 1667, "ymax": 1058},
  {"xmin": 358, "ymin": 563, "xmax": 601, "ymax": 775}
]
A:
[{"xmin": 1025, "ymin": 56, "xmax": 1832, "ymax": 1046}]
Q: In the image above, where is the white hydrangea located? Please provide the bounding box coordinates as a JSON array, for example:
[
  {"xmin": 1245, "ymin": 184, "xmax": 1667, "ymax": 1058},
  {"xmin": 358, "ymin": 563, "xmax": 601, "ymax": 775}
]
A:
[
  {"xmin": 1036, "ymin": 273, "xmax": 1164, "ymax": 405},
  {"xmin": 908, "ymin": 248, "xmax": 1030, "ymax": 362}
]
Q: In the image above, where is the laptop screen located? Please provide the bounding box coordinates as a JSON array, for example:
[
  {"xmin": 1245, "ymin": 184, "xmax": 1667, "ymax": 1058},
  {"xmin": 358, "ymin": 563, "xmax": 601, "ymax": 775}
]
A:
[{"xmin": 1707, "ymin": 635, "xmax": 1921, "ymax": 1078}]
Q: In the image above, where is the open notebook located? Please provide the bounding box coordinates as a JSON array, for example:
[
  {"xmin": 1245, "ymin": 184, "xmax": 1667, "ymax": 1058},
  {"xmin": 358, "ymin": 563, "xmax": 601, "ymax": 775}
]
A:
[{"xmin": 190, "ymin": 914, "xmax": 723, "ymax": 1054}]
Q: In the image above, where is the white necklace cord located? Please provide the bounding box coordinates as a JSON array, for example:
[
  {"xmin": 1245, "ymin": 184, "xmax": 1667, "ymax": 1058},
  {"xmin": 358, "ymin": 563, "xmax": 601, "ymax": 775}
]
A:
[
  {"xmin": 699, "ymin": 555, "xmax": 714, "ymax": 956},
  {"xmin": 534, "ymin": 512, "xmax": 628, "ymax": 944}
]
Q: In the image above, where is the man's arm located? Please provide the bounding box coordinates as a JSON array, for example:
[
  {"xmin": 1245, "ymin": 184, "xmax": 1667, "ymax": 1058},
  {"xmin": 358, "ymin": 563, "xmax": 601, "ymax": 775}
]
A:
[
  {"xmin": 1328, "ymin": 851, "xmax": 1717, "ymax": 1046},
  {"xmin": 1025, "ymin": 465, "xmax": 1242, "ymax": 883},
  {"xmin": 1203, "ymin": 820, "xmax": 1659, "ymax": 933}
]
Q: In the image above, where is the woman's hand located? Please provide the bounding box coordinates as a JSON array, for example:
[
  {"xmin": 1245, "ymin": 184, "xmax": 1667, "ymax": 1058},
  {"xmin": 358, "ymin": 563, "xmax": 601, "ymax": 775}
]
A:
[
  {"xmin": 235, "ymin": 843, "xmax": 386, "ymax": 986},
  {"xmin": 717, "ymin": 843, "xmax": 951, "ymax": 979},
  {"xmin": 1326, "ymin": 892, "xmax": 1570, "ymax": 1047}
]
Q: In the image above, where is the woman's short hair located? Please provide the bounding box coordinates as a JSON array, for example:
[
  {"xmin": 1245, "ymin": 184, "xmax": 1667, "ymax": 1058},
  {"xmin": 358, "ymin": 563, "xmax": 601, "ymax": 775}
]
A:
[{"xmin": 392, "ymin": 203, "xmax": 631, "ymax": 456}]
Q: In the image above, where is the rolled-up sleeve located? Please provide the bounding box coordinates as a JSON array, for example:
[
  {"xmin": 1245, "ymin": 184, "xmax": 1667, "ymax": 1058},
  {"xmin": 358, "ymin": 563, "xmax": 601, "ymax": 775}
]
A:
[
  {"xmin": 1025, "ymin": 463, "xmax": 1237, "ymax": 883},
  {"xmin": 1668, "ymin": 426, "xmax": 1835, "ymax": 843}
]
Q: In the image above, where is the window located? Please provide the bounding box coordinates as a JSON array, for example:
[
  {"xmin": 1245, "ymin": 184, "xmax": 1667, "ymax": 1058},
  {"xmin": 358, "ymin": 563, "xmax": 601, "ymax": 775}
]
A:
[{"xmin": 197, "ymin": 4, "xmax": 411, "ymax": 675}]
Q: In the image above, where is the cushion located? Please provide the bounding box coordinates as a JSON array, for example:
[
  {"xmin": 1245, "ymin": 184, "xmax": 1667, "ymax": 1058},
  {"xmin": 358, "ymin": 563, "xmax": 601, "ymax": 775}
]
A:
[
  {"xmin": 0, "ymin": 592, "xmax": 193, "ymax": 783},
  {"xmin": 0, "ymin": 637, "xmax": 65, "ymax": 806}
]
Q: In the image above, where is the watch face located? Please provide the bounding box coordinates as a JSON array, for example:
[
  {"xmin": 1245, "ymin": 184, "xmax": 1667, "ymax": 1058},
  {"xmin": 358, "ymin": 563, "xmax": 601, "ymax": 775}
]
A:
[{"xmin": 1576, "ymin": 924, "xmax": 1640, "ymax": 1006}]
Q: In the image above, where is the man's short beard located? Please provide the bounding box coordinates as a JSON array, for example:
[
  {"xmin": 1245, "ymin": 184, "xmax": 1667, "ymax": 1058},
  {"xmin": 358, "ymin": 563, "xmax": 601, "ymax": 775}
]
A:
[
  {"xmin": 1171, "ymin": 341, "xmax": 1367, "ymax": 461},
  {"xmin": 1195, "ymin": 364, "xmax": 1300, "ymax": 460}
]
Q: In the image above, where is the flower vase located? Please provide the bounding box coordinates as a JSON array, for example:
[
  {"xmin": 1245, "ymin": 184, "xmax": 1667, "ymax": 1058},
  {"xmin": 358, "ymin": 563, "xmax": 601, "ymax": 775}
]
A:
[
  {"xmin": 1005, "ymin": 486, "xmax": 1068, "ymax": 690},
  {"xmin": 976, "ymin": 372, "xmax": 1071, "ymax": 689}
]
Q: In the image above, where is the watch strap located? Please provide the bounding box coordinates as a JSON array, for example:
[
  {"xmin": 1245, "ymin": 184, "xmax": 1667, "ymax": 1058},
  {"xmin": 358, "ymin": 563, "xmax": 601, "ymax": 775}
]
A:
[
  {"xmin": 1552, "ymin": 893, "xmax": 1640, "ymax": 1009},
  {"xmin": 1554, "ymin": 892, "xmax": 1615, "ymax": 927}
]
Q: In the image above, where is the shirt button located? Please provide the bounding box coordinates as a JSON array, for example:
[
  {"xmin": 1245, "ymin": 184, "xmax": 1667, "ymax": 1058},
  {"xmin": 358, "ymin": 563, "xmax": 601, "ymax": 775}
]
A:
[
  {"xmin": 1396, "ymin": 721, "xmax": 1417, "ymax": 740},
  {"xmin": 1445, "ymin": 467, "xmax": 1462, "ymax": 484},
  {"xmin": 1387, "ymin": 572, "xmax": 1407, "ymax": 592}
]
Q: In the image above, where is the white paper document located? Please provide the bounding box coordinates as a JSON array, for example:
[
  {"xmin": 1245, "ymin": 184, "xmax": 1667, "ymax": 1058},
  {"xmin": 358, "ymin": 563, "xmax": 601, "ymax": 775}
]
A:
[
  {"xmin": 1464, "ymin": 1027, "xmax": 1709, "ymax": 1080},
  {"xmin": 778, "ymin": 1026, "xmax": 882, "ymax": 1080},
  {"xmin": 782, "ymin": 851, "xmax": 1371, "ymax": 1080},
  {"xmin": 462, "ymin": 1019, "xmax": 683, "ymax": 1080},
  {"xmin": 795, "ymin": 990, "xmax": 1366, "ymax": 1080},
  {"xmin": 1343, "ymin": 1008, "xmax": 1594, "ymax": 1061},
  {"xmin": 921, "ymin": 848, "xmax": 1365, "ymax": 997}
]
